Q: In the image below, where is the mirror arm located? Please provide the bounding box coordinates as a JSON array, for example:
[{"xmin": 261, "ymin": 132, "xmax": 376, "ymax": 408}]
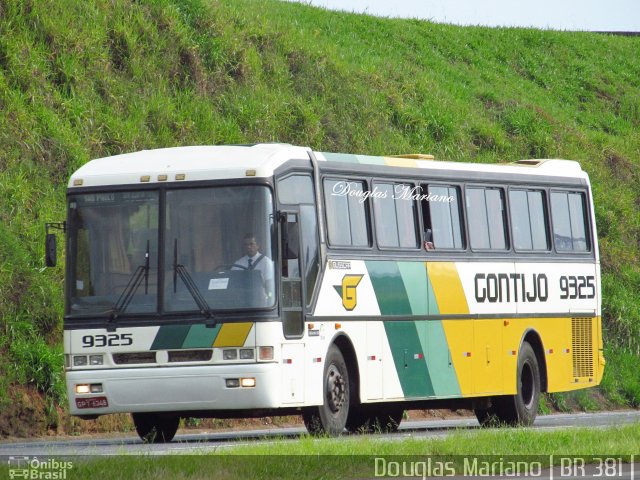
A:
[{"xmin": 45, "ymin": 222, "xmax": 66, "ymax": 234}]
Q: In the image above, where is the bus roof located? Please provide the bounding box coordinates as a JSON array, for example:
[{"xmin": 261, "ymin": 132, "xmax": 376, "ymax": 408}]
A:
[{"xmin": 69, "ymin": 144, "xmax": 589, "ymax": 188}]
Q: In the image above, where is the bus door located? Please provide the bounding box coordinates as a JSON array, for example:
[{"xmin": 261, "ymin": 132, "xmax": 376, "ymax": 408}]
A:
[
  {"xmin": 278, "ymin": 206, "xmax": 320, "ymax": 404},
  {"xmin": 280, "ymin": 211, "xmax": 305, "ymax": 404},
  {"xmin": 275, "ymin": 169, "xmax": 321, "ymax": 405}
]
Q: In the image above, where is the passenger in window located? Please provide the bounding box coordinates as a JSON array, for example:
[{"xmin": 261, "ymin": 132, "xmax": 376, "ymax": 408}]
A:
[
  {"xmin": 424, "ymin": 228, "xmax": 435, "ymax": 251},
  {"xmin": 232, "ymin": 233, "xmax": 275, "ymax": 302}
]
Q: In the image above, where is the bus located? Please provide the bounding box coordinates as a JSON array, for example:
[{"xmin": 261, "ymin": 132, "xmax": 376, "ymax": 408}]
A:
[{"xmin": 46, "ymin": 143, "xmax": 603, "ymax": 442}]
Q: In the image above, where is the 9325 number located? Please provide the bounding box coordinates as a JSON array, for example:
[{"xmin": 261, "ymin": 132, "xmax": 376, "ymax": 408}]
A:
[
  {"xmin": 559, "ymin": 275, "xmax": 596, "ymax": 299},
  {"xmin": 82, "ymin": 333, "xmax": 133, "ymax": 348}
]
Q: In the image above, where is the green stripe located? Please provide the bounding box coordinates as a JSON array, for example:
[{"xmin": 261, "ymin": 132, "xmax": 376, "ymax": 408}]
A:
[
  {"xmin": 423, "ymin": 321, "xmax": 462, "ymax": 396},
  {"xmin": 321, "ymin": 152, "xmax": 359, "ymax": 163},
  {"xmin": 321, "ymin": 152, "xmax": 386, "ymax": 165},
  {"xmin": 427, "ymin": 272, "xmax": 439, "ymax": 315},
  {"xmin": 397, "ymin": 262, "xmax": 429, "ymax": 315},
  {"xmin": 354, "ymin": 154, "xmax": 386, "ymax": 165},
  {"xmin": 366, "ymin": 261, "xmax": 412, "ymax": 315},
  {"xmin": 150, "ymin": 325, "xmax": 191, "ymax": 350},
  {"xmin": 384, "ymin": 321, "xmax": 434, "ymax": 397},
  {"xmin": 182, "ymin": 324, "xmax": 221, "ymax": 348}
]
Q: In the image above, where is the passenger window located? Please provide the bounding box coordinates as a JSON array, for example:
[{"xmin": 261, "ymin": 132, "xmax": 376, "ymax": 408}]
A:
[
  {"xmin": 421, "ymin": 184, "xmax": 464, "ymax": 249},
  {"xmin": 509, "ymin": 189, "xmax": 549, "ymax": 251},
  {"xmin": 323, "ymin": 179, "xmax": 371, "ymax": 247},
  {"xmin": 466, "ymin": 187, "xmax": 508, "ymax": 250},
  {"xmin": 373, "ymin": 183, "xmax": 419, "ymax": 249},
  {"xmin": 551, "ymin": 191, "xmax": 590, "ymax": 252}
]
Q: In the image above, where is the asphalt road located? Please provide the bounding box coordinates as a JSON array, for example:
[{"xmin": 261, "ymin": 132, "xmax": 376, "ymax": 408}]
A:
[{"xmin": 0, "ymin": 410, "xmax": 638, "ymax": 457}]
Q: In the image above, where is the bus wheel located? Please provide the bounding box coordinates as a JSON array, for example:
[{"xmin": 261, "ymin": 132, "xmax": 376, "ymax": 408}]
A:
[
  {"xmin": 494, "ymin": 342, "xmax": 541, "ymax": 426},
  {"xmin": 132, "ymin": 413, "xmax": 179, "ymax": 443},
  {"xmin": 476, "ymin": 342, "xmax": 540, "ymax": 427},
  {"xmin": 302, "ymin": 344, "xmax": 350, "ymax": 436},
  {"xmin": 512, "ymin": 341, "xmax": 541, "ymax": 426}
]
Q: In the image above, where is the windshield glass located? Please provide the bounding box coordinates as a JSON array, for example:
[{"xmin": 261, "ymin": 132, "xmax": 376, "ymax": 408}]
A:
[
  {"xmin": 67, "ymin": 191, "xmax": 159, "ymax": 317},
  {"xmin": 66, "ymin": 186, "xmax": 276, "ymax": 318},
  {"xmin": 164, "ymin": 186, "xmax": 276, "ymax": 312}
]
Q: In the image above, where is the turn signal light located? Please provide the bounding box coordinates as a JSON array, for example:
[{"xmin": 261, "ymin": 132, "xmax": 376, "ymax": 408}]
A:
[{"xmin": 258, "ymin": 346, "xmax": 274, "ymax": 361}]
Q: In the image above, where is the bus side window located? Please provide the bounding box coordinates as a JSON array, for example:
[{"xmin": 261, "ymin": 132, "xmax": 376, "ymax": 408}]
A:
[
  {"xmin": 509, "ymin": 189, "xmax": 549, "ymax": 251},
  {"xmin": 466, "ymin": 187, "xmax": 508, "ymax": 250},
  {"xmin": 373, "ymin": 182, "xmax": 419, "ymax": 249},
  {"xmin": 421, "ymin": 184, "xmax": 464, "ymax": 250},
  {"xmin": 323, "ymin": 178, "xmax": 371, "ymax": 247},
  {"xmin": 550, "ymin": 191, "xmax": 590, "ymax": 252}
]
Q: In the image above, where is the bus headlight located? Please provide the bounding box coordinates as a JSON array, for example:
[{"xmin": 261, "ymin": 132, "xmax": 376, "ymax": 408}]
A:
[
  {"xmin": 89, "ymin": 355, "xmax": 104, "ymax": 366},
  {"xmin": 223, "ymin": 349, "xmax": 238, "ymax": 360},
  {"xmin": 73, "ymin": 356, "xmax": 88, "ymax": 366},
  {"xmin": 239, "ymin": 348, "xmax": 254, "ymax": 360}
]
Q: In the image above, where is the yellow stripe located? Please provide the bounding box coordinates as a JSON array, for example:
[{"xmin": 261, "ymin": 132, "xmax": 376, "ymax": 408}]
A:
[
  {"xmin": 213, "ymin": 322, "xmax": 253, "ymax": 347},
  {"xmin": 441, "ymin": 319, "xmax": 474, "ymax": 395},
  {"xmin": 427, "ymin": 262, "xmax": 473, "ymax": 394},
  {"xmin": 384, "ymin": 157, "xmax": 417, "ymax": 168},
  {"xmin": 427, "ymin": 262, "xmax": 469, "ymax": 314}
]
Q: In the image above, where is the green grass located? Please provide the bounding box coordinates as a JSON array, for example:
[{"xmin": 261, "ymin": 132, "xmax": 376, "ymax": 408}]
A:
[
  {"xmin": 0, "ymin": 424, "xmax": 638, "ymax": 479},
  {"xmin": 0, "ymin": 0, "xmax": 639, "ymax": 432}
]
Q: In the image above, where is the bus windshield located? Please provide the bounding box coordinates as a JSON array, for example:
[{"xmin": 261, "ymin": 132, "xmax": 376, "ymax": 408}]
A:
[{"xmin": 67, "ymin": 186, "xmax": 276, "ymax": 318}]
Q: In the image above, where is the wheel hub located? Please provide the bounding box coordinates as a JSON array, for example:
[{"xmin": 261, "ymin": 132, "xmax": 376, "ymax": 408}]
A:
[
  {"xmin": 326, "ymin": 365, "xmax": 346, "ymax": 413},
  {"xmin": 521, "ymin": 362, "xmax": 534, "ymax": 408}
]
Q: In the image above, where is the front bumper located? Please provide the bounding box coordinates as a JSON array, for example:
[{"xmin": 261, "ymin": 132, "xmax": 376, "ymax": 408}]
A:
[{"xmin": 67, "ymin": 363, "xmax": 281, "ymax": 416}]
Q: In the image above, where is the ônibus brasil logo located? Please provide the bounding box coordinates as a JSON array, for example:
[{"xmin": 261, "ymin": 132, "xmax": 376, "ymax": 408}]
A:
[{"xmin": 333, "ymin": 274, "xmax": 364, "ymax": 311}]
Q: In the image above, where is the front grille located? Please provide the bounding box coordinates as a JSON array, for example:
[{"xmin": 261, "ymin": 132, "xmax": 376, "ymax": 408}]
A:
[
  {"xmin": 168, "ymin": 349, "xmax": 213, "ymax": 362},
  {"xmin": 572, "ymin": 317, "xmax": 594, "ymax": 378},
  {"xmin": 112, "ymin": 352, "xmax": 157, "ymax": 365}
]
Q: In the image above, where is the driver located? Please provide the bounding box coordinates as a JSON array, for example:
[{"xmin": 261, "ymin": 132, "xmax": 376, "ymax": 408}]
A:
[{"xmin": 232, "ymin": 233, "xmax": 274, "ymax": 302}]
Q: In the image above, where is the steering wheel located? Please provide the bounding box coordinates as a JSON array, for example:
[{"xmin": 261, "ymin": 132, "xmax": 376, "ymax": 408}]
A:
[{"xmin": 213, "ymin": 263, "xmax": 247, "ymax": 272}]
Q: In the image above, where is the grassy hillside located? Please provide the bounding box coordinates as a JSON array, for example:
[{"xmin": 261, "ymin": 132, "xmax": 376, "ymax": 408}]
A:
[{"xmin": 0, "ymin": 0, "xmax": 639, "ymax": 435}]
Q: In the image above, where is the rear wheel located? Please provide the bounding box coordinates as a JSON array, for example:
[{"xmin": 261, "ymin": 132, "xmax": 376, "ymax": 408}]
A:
[
  {"xmin": 303, "ymin": 345, "xmax": 350, "ymax": 436},
  {"xmin": 476, "ymin": 342, "xmax": 540, "ymax": 427},
  {"xmin": 511, "ymin": 342, "xmax": 541, "ymax": 425},
  {"xmin": 132, "ymin": 413, "xmax": 179, "ymax": 443}
]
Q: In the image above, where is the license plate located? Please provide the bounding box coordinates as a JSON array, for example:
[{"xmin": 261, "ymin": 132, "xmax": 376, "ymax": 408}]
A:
[{"xmin": 76, "ymin": 396, "xmax": 109, "ymax": 409}]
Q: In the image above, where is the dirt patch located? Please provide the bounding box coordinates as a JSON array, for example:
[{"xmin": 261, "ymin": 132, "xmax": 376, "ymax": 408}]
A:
[
  {"xmin": 0, "ymin": 386, "xmax": 48, "ymax": 438},
  {"xmin": 604, "ymin": 150, "xmax": 636, "ymax": 182}
]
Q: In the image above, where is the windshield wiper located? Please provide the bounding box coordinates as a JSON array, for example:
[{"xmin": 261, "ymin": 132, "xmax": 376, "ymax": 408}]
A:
[
  {"xmin": 111, "ymin": 241, "xmax": 150, "ymax": 321},
  {"xmin": 173, "ymin": 239, "xmax": 214, "ymax": 324}
]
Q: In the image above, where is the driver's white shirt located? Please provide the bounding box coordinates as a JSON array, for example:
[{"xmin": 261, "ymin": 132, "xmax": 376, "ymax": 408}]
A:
[{"xmin": 232, "ymin": 253, "xmax": 274, "ymax": 283}]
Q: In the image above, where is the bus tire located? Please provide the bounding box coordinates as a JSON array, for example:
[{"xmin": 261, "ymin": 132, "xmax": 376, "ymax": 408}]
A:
[
  {"xmin": 303, "ymin": 344, "xmax": 350, "ymax": 436},
  {"xmin": 132, "ymin": 413, "xmax": 179, "ymax": 443},
  {"xmin": 512, "ymin": 342, "xmax": 541, "ymax": 426},
  {"xmin": 493, "ymin": 342, "xmax": 540, "ymax": 426}
]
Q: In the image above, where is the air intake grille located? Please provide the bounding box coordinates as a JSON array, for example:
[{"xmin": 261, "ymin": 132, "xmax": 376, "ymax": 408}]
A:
[
  {"xmin": 572, "ymin": 317, "xmax": 593, "ymax": 378},
  {"xmin": 113, "ymin": 352, "xmax": 157, "ymax": 365}
]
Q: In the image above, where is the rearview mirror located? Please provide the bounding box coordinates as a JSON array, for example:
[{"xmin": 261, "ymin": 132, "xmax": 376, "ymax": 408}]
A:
[{"xmin": 45, "ymin": 233, "xmax": 57, "ymax": 267}]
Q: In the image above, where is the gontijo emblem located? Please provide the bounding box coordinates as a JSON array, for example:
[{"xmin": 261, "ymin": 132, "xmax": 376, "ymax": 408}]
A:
[{"xmin": 333, "ymin": 274, "xmax": 364, "ymax": 311}]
